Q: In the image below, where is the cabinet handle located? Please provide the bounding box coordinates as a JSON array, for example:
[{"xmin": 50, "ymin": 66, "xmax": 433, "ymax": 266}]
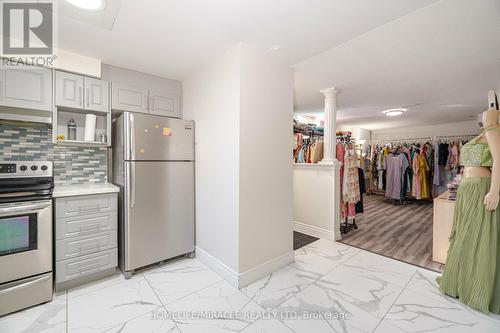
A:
[
  {"xmin": 0, "ymin": 275, "xmax": 50, "ymax": 296},
  {"xmin": 86, "ymin": 88, "xmax": 90, "ymax": 108},
  {"xmin": 79, "ymin": 263, "xmax": 100, "ymax": 273},
  {"xmin": 79, "ymin": 86, "xmax": 82, "ymax": 106}
]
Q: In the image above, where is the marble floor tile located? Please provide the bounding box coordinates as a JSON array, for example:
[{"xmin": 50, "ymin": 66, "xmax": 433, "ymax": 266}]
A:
[
  {"xmin": 144, "ymin": 258, "xmax": 222, "ymax": 305},
  {"xmin": 341, "ymin": 250, "xmax": 417, "ymax": 288},
  {"xmin": 104, "ymin": 307, "xmax": 180, "ymax": 333},
  {"xmin": 373, "ymin": 320, "xmax": 405, "ymax": 333},
  {"xmin": 68, "ymin": 272, "xmax": 128, "ymax": 299},
  {"xmin": 275, "ymin": 284, "xmax": 381, "ymax": 333},
  {"xmin": 304, "ymin": 239, "xmax": 359, "ymax": 260},
  {"xmin": 315, "ymin": 264, "xmax": 404, "ymax": 318},
  {"xmin": 0, "ymin": 292, "xmax": 66, "ymax": 333},
  {"xmin": 292, "ymin": 244, "xmax": 355, "ymax": 282},
  {"xmin": 405, "ymin": 268, "xmax": 462, "ymax": 306},
  {"xmin": 166, "ymin": 280, "xmax": 264, "ymax": 333},
  {"xmin": 68, "ymin": 276, "xmax": 162, "ymax": 332},
  {"xmin": 241, "ymin": 265, "xmax": 313, "ymax": 310},
  {"xmin": 385, "ymin": 289, "xmax": 500, "ymax": 333},
  {"xmin": 407, "ymin": 268, "xmax": 500, "ymax": 324},
  {"xmin": 240, "ymin": 319, "xmax": 294, "ymax": 333}
]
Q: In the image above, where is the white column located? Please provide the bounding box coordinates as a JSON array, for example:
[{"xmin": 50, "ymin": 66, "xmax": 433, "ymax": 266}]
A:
[{"xmin": 319, "ymin": 87, "xmax": 339, "ymax": 164}]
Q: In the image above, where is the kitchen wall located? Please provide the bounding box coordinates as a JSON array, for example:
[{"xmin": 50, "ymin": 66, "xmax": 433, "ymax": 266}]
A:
[
  {"xmin": 0, "ymin": 121, "xmax": 107, "ymax": 185},
  {"xmin": 183, "ymin": 45, "xmax": 241, "ymax": 279},
  {"xmin": 183, "ymin": 43, "xmax": 294, "ymax": 288},
  {"xmin": 238, "ymin": 44, "xmax": 294, "ymax": 279}
]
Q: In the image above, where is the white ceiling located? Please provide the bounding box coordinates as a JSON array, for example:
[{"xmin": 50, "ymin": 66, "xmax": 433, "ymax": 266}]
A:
[
  {"xmin": 58, "ymin": 0, "xmax": 500, "ymax": 130},
  {"xmin": 58, "ymin": 0, "xmax": 436, "ymax": 79},
  {"xmin": 294, "ymin": 0, "xmax": 500, "ymax": 130}
]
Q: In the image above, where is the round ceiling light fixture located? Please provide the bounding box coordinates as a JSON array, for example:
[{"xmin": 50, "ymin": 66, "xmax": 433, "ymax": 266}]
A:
[
  {"xmin": 383, "ymin": 108, "xmax": 407, "ymax": 117},
  {"xmin": 65, "ymin": 0, "xmax": 106, "ymax": 11}
]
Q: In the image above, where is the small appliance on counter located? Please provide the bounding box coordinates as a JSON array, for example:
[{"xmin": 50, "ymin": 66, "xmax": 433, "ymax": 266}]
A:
[
  {"xmin": 113, "ymin": 112, "xmax": 195, "ymax": 278},
  {"xmin": 67, "ymin": 119, "xmax": 77, "ymax": 141},
  {"xmin": 0, "ymin": 161, "xmax": 54, "ymax": 316}
]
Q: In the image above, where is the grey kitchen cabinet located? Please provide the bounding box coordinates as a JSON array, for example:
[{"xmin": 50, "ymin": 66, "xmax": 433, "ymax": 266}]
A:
[
  {"xmin": 55, "ymin": 71, "xmax": 83, "ymax": 109},
  {"xmin": 111, "ymin": 82, "xmax": 149, "ymax": 114},
  {"xmin": 0, "ymin": 66, "xmax": 53, "ymax": 111},
  {"xmin": 55, "ymin": 71, "xmax": 109, "ymax": 112},
  {"xmin": 54, "ymin": 192, "xmax": 118, "ymax": 290},
  {"xmin": 85, "ymin": 77, "xmax": 109, "ymax": 112},
  {"xmin": 149, "ymin": 90, "xmax": 180, "ymax": 118}
]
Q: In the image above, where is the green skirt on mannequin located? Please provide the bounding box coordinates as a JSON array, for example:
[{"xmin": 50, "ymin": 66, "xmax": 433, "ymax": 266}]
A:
[{"xmin": 438, "ymin": 177, "xmax": 500, "ymax": 314}]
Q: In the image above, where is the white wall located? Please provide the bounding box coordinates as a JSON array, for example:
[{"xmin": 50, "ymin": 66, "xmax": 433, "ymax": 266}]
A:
[
  {"xmin": 293, "ymin": 165, "xmax": 337, "ymax": 240},
  {"xmin": 371, "ymin": 120, "xmax": 480, "ymax": 142},
  {"xmin": 183, "ymin": 44, "xmax": 294, "ymax": 287},
  {"xmin": 238, "ymin": 45, "xmax": 294, "ymax": 278},
  {"xmin": 182, "ymin": 46, "xmax": 241, "ymax": 275}
]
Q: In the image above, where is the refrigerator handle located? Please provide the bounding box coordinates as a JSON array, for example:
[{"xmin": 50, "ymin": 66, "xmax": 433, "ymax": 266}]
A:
[
  {"xmin": 129, "ymin": 113, "xmax": 136, "ymax": 160},
  {"xmin": 130, "ymin": 162, "xmax": 136, "ymax": 209}
]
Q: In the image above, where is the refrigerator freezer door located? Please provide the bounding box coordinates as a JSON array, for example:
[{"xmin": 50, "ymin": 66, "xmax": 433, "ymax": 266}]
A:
[
  {"xmin": 126, "ymin": 113, "xmax": 194, "ymax": 161},
  {"xmin": 124, "ymin": 161, "xmax": 195, "ymax": 271}
]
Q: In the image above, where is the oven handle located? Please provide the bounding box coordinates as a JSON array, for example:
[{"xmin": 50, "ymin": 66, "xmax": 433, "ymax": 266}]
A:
[
  {"xmin": 0, "ymin": 201, "xmax": 51, "ymax": 215},
  {"xmin": 0, "ymin": 275, "xmax": 50, "ymax": 296}
]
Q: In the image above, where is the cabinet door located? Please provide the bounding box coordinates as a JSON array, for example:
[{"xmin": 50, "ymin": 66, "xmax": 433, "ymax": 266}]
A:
[
  {"xmin": 149, "ymin": 90, "xmax": 180, "ymax": 118},
  {"xmin": 55, "ymin": 71, "xmax": 83, "ymax": 109},
  {"xmin": 111, "ymin": 83, "xmax": 148, "ymax": 113},
  {"xmin": 84, "ymin": 77, "xmax": 108, "ymax": 112},
  {"xmin": 0, "ymin": 66, "xmax": 52, "ymax": 111}
]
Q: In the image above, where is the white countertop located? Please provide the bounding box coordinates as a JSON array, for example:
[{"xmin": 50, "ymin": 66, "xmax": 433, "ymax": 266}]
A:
[{"xmin": 53, "ymin": 183, "xmax": 120, "ymax": 198}]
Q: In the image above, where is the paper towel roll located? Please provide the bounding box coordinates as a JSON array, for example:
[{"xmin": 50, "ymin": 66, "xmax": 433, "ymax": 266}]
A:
[{"xmin": 84, "ymin": 114, "xmax": 97, "ymax": 141}]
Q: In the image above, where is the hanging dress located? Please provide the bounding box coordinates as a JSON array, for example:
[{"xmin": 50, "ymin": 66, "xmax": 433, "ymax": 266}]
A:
[
  {"xmin": 412, "ymin": 152, "xmax": 421, "ymax": 199},
  {"xmin": 419, "ymin": 154, "xmax": 431, "ymax": 199}
]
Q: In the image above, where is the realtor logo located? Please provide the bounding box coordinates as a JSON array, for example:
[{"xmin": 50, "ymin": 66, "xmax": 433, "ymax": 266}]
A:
[{"xmin": 2, "ymin": 1, "xmax": 53, "ymax": 55}]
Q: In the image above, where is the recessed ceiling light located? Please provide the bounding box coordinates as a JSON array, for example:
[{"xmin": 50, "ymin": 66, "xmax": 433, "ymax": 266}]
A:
[
  {"xmin": 65, "ymin": 0, "xmax": 106, "ymax": 11},
  {"xmin": 271, "ymin": 45, "xmax": 281, "ymax": 51},
  {"xmin": 383, "ymin": 108, "xmax": 407, "ymax": 117}
]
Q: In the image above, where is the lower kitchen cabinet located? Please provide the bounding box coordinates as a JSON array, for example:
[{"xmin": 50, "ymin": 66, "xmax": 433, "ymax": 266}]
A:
[{"xmin": 54, "ymin": 192, "xmax": 118, "ymax": 290}]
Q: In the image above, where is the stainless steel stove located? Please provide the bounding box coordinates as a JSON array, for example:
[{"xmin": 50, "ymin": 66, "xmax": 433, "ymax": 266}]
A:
[{"xmin": 0, "ymin": 161, "xmax": 54, "ymax": 316}]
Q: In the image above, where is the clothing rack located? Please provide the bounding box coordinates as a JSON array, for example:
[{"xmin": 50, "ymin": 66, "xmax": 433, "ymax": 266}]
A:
[
  {"xmin": 340, "ymin": 216, "xmax": 358, "ymax": 234},
  {"xmin": 370, "ymin": 134, "xmax": 477, "ymax": 145}
]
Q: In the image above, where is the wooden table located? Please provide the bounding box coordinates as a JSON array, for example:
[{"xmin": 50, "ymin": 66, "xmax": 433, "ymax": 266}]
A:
[{"xmin": 433, "ymin": 191, "xmax": 455, "ymax": 264}]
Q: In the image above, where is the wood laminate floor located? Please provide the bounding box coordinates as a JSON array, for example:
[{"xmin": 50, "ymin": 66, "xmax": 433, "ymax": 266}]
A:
[{"xmin": 340, "ymin": 194, "xmax": 444, "ymax": 272}]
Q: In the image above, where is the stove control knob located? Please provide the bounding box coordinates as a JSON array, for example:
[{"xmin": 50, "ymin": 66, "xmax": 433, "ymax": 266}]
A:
[
  {"xmin": 20, "ymin": 165, "xmax": 27, "ymax": 171},
  {"xmin": 41, "ymin": 165, "xmax": 48, "ymax": 171},
  {"xmin": 31, "ymin": 165, "xmax": 38, "ymax": 171}
]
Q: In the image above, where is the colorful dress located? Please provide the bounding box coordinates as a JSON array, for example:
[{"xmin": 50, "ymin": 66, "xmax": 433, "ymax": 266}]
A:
[
  {"xmin": 419, "ymin": 154, "xmax": 430, "ymax": 199},
  {"xmin": 438, "ymin": 126, "xmax": 500, "ymax": 314}
]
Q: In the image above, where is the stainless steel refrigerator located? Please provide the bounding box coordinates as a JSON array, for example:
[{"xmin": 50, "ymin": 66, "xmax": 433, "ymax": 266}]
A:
[{"xmin": 113, "ymin": 112, "xmax": 195, "ymax": 278}]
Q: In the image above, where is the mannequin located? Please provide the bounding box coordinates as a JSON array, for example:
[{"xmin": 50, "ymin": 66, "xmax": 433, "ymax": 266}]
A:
[{"xmin": 438, "ymin": 91, "xmax": 500, "ymax": 314}]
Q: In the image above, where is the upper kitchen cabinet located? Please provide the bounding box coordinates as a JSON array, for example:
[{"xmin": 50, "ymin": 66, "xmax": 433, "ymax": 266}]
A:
[
  {"xmin": 149, "ymin": 90, "xmax": 180, "ymax": 118},
  {"xmin": 102, "ymin": 64, "xmax": 182, "ymax": 118},
  {"xmin": 0, "ymin": 66, "xmax": 53, "ymax": 112},
  {"xmin": 55, "ymin": 70, "xmax": 109, "ymax": 113},
  {"xmin": 85, "ymin": 77, "xmax": 109, "ymax": 113},
  {"xmin": 56, "ymin": 71, "xmax": 84, "ymax": 109},
  {"xmin": 111, "ymin": 83, "xmax": 149, "ymax": 114}
]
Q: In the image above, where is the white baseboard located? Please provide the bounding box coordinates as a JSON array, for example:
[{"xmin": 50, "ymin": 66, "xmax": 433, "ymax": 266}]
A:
[
  {"xmin": 294, "ymin": 221, "xmax": 336, "ymax": 241},
  {"xmin": 195, "ymin": 246, "xmax": 239, "ymax": 288},
  {"xmin": 238, "ymin": 251, "xmax": 295, "ymax": 288},
  {"xmin": 195, "ymin": 247, "xmax": 294, "ymax": 289}
]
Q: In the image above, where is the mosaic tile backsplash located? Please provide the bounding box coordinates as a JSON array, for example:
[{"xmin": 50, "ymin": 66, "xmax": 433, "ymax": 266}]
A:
[{"xmin": 0, "ymin": 122, "xmax": 107, "ymax": 185}]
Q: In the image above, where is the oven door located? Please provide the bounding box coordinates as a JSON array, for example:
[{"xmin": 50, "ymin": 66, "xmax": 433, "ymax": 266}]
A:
[{"xmin": 0, "ymin": 200, "xmax": 52, "ymax": 284}]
